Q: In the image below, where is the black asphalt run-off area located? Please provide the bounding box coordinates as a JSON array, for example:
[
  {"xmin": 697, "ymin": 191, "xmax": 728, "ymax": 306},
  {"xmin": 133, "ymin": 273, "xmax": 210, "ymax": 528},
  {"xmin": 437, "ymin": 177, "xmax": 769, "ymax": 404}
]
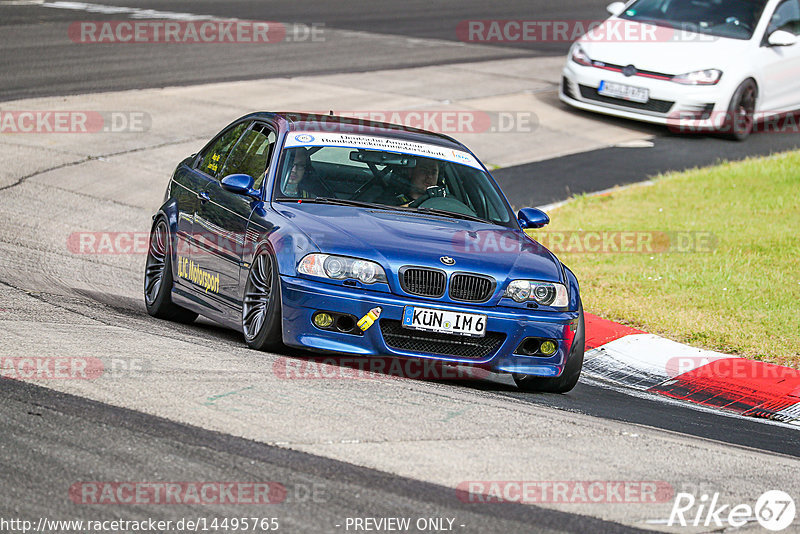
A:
[{"xmin": 494, "ymin": 127, "xmax": 800, "ymax": 208}]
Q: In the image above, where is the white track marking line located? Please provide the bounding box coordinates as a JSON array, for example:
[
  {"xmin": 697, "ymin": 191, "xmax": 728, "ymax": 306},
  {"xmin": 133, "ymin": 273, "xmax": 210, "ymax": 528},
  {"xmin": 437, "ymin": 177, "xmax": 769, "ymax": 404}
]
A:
[
  {"xmin": 36, "ymin": 2, "xmax": 331, "ymax": 48},
  {"xmin": 40, "ymin": 1, "xmax": 224, "ymax": 21},
  {"xmin": 32, "ymin": 1, "xmax": 470, "ymax": 49}
]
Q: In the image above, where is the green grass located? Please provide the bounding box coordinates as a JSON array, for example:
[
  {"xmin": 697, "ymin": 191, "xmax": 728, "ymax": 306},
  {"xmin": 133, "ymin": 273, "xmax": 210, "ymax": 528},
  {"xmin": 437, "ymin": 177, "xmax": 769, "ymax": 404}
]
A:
[{"xmin": 527, "ymin": 150, "xmax": 800, "ymax": 368}]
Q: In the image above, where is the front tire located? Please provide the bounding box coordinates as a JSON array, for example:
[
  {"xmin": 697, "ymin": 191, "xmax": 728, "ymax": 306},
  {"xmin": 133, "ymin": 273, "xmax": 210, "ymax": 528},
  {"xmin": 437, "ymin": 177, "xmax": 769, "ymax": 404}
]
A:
[
  {"xmin": 143, "ymin": 218, "xmax": 198, "ymax": 323},
  {"xmin": 723, "ymin": 79, "xmax": 757, "ymax": 141},
  {"xmin": 242, "ymin": 249, "xmax": 283, "ymax": 351},
  {"xmin": 513, "ymin": 303, "xmax": 585, "ymax": 393}
]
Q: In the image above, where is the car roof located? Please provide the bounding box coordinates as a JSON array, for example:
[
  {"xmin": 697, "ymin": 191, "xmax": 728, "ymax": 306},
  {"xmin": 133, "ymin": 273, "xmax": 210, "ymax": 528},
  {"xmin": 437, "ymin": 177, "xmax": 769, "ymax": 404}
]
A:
[{"xmin": 246, "ymin": 112, "xmax": 468, "ymax": 151}]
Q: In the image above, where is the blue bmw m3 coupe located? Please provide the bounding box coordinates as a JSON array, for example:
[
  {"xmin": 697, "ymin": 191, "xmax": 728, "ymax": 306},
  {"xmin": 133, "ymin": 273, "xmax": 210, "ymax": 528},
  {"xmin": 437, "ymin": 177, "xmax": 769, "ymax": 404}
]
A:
[{"xmin": 145, "ymin": 113, "xmax": 584, "ymax": 392}]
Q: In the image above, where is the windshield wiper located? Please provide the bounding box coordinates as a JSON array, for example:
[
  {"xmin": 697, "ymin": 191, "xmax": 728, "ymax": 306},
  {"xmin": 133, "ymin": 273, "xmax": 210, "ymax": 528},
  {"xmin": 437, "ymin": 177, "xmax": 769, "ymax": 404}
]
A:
[
  {"xmin": 413, "ymin": 207, "xmax": 489, "ymax": 224},
  {"xmin": 277, "ymin": 196, "xmax": 408, "ymax": 211},
  {"xmin": 277, "ymin": 197, "xmax": 491, "ymax": 224},
  {"xmin": 623, "ymin": 17, "xmax": 681, "ymax": 30}
]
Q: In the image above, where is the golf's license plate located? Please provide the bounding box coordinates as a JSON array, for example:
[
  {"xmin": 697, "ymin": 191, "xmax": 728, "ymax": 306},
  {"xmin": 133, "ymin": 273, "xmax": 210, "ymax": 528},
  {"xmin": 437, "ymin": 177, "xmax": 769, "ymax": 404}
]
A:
[
  {"xmin": 598, "ymin": 81, "xmax": 649, "ymax": 103},
  {"xmin": 402, "ymin": 306, "xmax": 486, "ymax": 338}
]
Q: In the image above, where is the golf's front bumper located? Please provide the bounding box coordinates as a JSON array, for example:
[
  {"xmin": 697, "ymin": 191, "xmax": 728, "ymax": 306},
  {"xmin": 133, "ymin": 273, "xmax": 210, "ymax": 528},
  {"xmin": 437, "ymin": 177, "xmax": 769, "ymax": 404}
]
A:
[
  {"xmin": 560, "ymin": 61, "xmax": 734, "ymax": 131},
  {"xmin": 280, "ymin": 275, "xmax": 580, "ymax": 377}
]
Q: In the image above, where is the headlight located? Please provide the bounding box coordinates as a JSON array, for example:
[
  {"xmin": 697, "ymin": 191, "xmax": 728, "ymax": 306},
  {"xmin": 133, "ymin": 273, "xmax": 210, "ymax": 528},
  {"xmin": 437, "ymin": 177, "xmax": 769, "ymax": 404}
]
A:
[
  {"xmin": 298, "ymin": 254, "xmax": 387, "ymax": 285},
  {"xmin": 672, "ymin": 69, "xmax": 722, "ymax": 85},
  {"xmin": 504, "ymin": 280, "xmax": 568, "ymax": 307},
  {"xmin": 570, "ymin": 44, "xmax": 593, "ymax": 67}
]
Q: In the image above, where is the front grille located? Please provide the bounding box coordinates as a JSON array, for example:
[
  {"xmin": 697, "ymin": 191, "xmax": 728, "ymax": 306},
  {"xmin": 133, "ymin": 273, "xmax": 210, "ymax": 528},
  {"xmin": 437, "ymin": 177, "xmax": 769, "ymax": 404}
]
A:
[
  {"xmin": 449, "ymin": 273, "xmax": 494, "ymax": 302},
  {"xmin": 400, "ymin": 267, "xmax": 446, "ymax": 298},
  {"xmin": 579, "ymin": 84, "xmax": 674, "ymax": 114},
  {"xmin": 592, "ymin": 61, "xmax": 674, "ymax": 80},
  {"xmin": 379, "ymin": 320, "xmax": 505, "ymax": 360}
]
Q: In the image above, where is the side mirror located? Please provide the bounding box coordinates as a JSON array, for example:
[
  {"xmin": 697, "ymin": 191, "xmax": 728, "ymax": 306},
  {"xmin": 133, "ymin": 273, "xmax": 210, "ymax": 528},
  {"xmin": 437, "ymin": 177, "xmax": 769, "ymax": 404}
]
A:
[
  {"xmin": 518, "ymin": 208, "xmax": 550, "ymax": 229},
  {"xmin": 220, "ymin": 174, "xmax": 259, "ymax": 199},
  {"xmin": 768, "ymin": 30, "xmax": 798, "ymax": 47},
  {"xmin": 606, "ymin": 1, "xmax": 626, "ymax": 16}
]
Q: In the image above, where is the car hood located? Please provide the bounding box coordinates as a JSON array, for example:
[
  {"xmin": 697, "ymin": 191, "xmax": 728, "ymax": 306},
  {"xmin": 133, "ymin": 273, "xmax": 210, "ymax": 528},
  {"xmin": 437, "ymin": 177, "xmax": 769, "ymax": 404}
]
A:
[
  {"xmin": 275, "ymin": 203, "xmax": 564, "ymax": 283},
  {"xmin": 578, "ymin": 19, "xmax": 753, "ymax": 75}
]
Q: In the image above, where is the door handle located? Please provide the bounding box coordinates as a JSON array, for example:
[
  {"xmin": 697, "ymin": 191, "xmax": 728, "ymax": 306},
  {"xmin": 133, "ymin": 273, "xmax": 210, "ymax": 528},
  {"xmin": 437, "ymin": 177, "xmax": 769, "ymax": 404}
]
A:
[{"xmin": 198, "ymin": 191, "xmax": 211, "ymax": 203}]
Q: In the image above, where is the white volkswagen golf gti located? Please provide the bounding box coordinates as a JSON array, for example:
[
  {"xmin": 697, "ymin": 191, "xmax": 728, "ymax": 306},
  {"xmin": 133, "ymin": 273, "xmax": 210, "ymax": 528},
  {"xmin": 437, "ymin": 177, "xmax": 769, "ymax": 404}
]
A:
[{"xmin": 560, "ymin": 0, "xmax": 800, "ymax": 139}]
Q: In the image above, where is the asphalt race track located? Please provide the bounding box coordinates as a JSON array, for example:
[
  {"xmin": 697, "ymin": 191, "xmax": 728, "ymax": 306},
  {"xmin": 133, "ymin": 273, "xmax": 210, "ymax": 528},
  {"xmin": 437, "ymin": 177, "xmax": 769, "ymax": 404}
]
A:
[
  {"xmin": 0, "ymin": 0, "xmax": 605, "ymax": 101},
  {"xmin": 1, "ymin": 379, "xmax": 642, "ymax": 534},
  {"xmin": 1, "ymin": 2, "xmax": 799, "ymax": 533}
]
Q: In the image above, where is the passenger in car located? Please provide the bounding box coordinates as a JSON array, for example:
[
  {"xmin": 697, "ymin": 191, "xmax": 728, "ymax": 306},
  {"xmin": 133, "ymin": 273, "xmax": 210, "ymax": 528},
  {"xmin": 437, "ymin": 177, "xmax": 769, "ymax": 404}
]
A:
[{"xmin": 283, "ymin": 148, "xmax": 326, "ymax": 198}]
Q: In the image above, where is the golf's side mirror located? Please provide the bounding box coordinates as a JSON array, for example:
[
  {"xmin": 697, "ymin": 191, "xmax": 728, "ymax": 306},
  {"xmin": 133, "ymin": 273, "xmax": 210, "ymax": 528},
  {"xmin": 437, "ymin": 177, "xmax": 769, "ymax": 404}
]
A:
[
  {"xmin": 606, "ymin": 2, "xmax": 626, "ymax": 16},
  {"xmin": 768, "ymin": 30, "xmax": 798, "ymax": 47}
]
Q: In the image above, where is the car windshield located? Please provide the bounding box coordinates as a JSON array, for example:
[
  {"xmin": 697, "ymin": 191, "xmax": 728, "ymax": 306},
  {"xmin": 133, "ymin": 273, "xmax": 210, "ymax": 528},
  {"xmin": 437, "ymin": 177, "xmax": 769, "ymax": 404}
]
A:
[
  {"xmin": 619, "ymin": 0, "xmax": 769, "ymax": 40},
  {"xmin": 272, "ymin": 136, "xmax": 515, "ymax": 227}
]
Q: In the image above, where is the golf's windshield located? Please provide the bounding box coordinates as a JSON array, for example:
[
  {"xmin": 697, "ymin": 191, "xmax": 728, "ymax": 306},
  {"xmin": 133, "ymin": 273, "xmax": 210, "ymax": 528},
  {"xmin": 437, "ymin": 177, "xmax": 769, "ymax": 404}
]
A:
[
  {"xmin": 619, "ymin": 0, "xmax": 769, "ymax": 40},
  {"xmin": 273, "ymin": 144, "xmax": 514, "ymax": 227}
]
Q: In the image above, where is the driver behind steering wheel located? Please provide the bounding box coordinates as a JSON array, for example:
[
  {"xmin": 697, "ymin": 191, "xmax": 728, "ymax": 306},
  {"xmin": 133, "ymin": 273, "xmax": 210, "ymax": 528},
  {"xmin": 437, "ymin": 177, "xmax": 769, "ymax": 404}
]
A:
[
  {"xmin": 405, "ymin": 157, "xmax": 442, "ymax": 206},
  {"xmin": 383, "ymin": 157, "xmax": 443, "ymax": 207}
]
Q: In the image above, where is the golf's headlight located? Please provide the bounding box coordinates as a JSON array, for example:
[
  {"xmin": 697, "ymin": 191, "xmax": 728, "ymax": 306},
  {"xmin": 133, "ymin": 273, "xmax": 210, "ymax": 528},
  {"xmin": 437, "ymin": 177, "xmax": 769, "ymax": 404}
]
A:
[
  {"xmin": 298, "ymin": 254, "xmax": 387, "ymax": 285},
  {"xmin": 570, "ymin": 43, "xmax": 593, "ymax": 66},
  {"xmin": 504, "ymin": 280, "xmax": 568, "ymax": 307},
  {"xmin": 672, "ymin": 69, "xmax": 722, "ymax": 85}
]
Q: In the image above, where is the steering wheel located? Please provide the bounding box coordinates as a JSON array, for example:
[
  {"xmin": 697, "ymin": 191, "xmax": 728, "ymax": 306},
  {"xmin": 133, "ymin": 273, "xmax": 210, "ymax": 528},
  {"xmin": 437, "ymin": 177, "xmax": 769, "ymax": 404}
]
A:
[
  {"xmin": 407, "ymin": 186, "xmax": 446, "ymax": 208},
  {"xmin": 415, "ymin": 196, "xmax": 478, "ymax": 217}
]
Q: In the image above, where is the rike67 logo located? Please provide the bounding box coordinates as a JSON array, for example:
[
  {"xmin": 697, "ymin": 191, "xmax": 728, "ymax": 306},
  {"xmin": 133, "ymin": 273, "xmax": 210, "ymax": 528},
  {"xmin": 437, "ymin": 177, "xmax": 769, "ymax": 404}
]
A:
[{"xmin": 668, "ymin": 490, "xmax": 796, "ymax": 531}]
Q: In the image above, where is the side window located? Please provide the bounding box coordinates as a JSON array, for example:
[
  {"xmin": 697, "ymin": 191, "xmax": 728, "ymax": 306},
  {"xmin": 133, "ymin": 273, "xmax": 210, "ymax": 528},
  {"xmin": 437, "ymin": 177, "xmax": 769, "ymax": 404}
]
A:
[
  {"xmin": 219, "ymin": 124, "xmax": 277, "ymax": 189},
  {"xmin": 197, "ymin": 122, "xmax": 249, "ymax": 180},
  {"xmin": 769, "ymin": 0, "xmax": 800, "ymax": 35}
]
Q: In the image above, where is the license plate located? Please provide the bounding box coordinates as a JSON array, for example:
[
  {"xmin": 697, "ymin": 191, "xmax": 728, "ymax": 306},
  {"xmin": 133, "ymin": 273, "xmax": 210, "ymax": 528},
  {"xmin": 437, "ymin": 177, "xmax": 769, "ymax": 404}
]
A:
[
  {"xmin": 402, "ymin": 306, "xmax": 486, "ymax": 338},
  {"xmin": 598, "ymin": 81, "xmax": 649, "ymax": 103}
]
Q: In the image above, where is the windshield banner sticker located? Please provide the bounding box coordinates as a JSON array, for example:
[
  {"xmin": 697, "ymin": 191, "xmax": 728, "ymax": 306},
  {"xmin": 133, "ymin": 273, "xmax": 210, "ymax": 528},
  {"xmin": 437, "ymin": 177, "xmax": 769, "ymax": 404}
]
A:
[{"xmin": 284, "ymin": 132, "xmax": 483, "ymax": 170}]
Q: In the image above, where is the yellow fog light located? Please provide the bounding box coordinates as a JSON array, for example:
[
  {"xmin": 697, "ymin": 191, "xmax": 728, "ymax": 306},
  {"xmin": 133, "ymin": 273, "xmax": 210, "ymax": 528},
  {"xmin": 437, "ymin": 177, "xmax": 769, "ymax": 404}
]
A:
[
  {"xmin": 539, "ymin": 340, "xmax": 557, "ymax": 356},
  {"xmin": 313, "ymin": 313, "xmax": 334, "ymax": 328}
]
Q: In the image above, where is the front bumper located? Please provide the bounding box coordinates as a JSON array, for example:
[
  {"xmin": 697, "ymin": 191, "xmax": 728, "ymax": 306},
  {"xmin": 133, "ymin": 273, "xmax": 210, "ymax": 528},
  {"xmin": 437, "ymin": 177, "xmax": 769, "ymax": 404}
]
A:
[
  {"xmin": 280, "ymin": 275, "xmax": 580, "ymax": 377},
  {"xmin": 560, "ymin": 61, "xmax": 735, "ymax": 131}
]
